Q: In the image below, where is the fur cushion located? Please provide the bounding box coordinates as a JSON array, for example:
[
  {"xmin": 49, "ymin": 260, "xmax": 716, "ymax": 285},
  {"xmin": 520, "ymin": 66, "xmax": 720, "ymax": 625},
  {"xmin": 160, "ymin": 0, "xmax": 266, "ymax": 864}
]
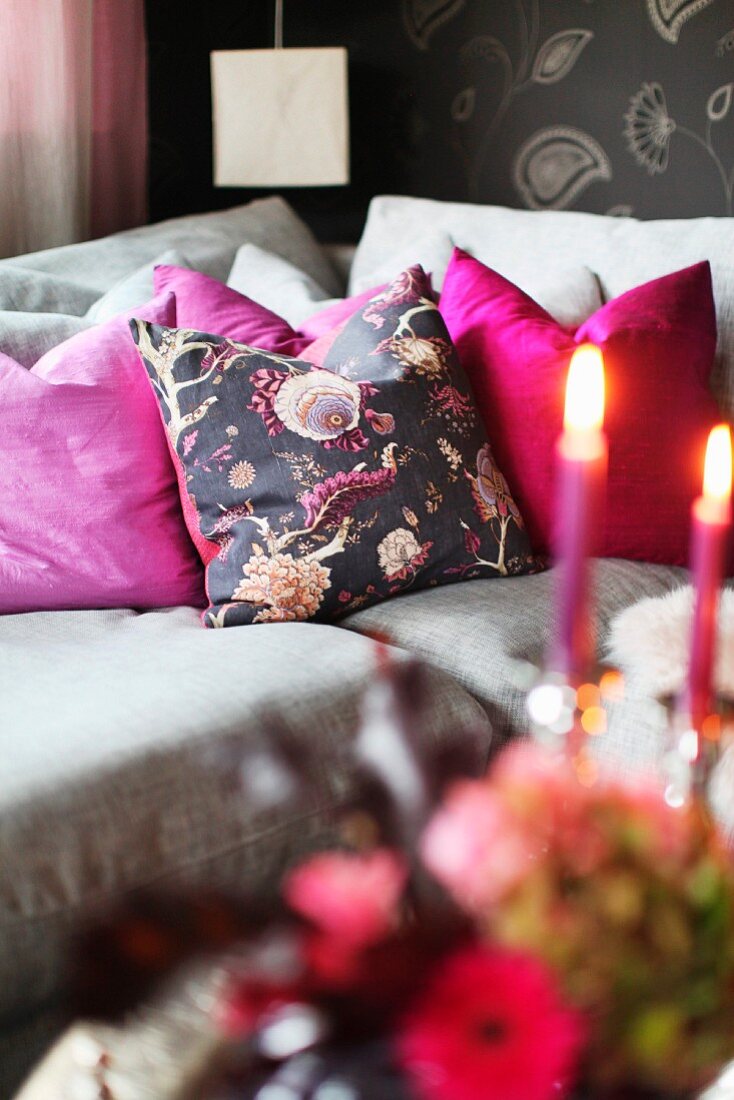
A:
[{"xmin": 606, "ymin": 585, "xmax": 734, "ymax": 698}]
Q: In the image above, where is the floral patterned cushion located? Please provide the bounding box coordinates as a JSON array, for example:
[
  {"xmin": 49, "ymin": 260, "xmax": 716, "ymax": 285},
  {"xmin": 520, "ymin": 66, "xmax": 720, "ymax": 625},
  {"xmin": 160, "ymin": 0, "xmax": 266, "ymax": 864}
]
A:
[{"xmin": 131, "ymin": 267, "xmax": 539, "ymax": 628}]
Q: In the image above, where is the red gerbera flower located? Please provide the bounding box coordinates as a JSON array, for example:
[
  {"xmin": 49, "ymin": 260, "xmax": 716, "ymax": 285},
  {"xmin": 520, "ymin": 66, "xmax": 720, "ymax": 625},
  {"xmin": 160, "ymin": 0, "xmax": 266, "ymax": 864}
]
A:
[{"xmin": 396, "ymin": 947, "xmax": 585, "ymax": 1100}]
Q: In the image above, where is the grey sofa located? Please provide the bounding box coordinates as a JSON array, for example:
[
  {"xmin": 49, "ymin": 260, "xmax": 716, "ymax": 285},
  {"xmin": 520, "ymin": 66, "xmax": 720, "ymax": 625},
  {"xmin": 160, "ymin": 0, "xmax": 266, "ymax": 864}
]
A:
[{"xmin": 2, "ymin": 194, "xmax": 727, "ymax": 1095}]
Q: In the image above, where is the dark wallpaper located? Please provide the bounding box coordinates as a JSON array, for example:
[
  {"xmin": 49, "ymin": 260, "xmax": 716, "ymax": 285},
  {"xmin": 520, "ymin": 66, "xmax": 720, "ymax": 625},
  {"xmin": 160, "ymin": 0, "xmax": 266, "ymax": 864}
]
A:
[{"xmin": 146, "ymin": 0, "xmax": 734, "ymax": 241}]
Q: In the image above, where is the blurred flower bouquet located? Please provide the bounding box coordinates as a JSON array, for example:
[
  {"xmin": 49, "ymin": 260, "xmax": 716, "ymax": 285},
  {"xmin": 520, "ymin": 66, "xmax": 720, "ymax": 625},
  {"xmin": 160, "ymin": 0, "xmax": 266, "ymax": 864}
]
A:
[
  {"xmin": 202, "ymin": 660, "xmax": 734, "ymax": 1100},
  {"xmin": 59, "ymin": 655, "xmax": 734, "ymax": 1100}
]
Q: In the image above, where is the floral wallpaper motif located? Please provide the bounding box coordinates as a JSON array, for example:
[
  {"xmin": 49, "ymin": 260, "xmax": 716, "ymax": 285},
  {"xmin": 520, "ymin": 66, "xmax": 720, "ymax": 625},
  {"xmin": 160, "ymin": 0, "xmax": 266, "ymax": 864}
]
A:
[
  {"xmin": 624, "ymin": 79, "xmax": 734, "ymax": 212},
  {"xmin": 147, "ymin": 0, "xmax": 734, "ymax": 235},
  {"xmin": 434, "ymin": 0, "xmax": 734, "ymax": 217}
]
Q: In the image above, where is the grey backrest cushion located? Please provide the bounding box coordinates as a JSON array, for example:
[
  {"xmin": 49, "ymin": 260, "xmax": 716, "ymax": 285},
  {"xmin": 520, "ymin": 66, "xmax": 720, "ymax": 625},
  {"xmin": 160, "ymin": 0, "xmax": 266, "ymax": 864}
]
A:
[
  {"xmin": 227, "ymin": 242, "xmax": 333, "ymax": 326},
  {"xmin": 85, "ymin": 248, "xmax": 190, "ymax": 324},
  {"xmin": 0, "ymin": 197, "xmax": 345, "ymax": 364},
  {"xmin": 0, "ymin": 267, "xmax": 99, "ymax": 316},
  {"xmin": 349, "ymin": 229, "xmax": 456, "ymax": 294},
  {"xmin": 0, "ymin": 196, "xmax": 342, "ymax": 304},
  {"xmin": 0, "ymin": 312, "xmax": 90, "ymax": 369},
  {"xmin": 352, "ymin": 196, "xmax": 734, "ymax": 414}
]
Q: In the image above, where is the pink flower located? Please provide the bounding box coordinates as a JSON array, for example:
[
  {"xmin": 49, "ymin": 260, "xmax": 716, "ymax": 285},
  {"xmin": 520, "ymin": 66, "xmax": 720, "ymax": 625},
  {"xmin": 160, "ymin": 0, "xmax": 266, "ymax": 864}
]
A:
[
  {"xmin": 420, "ymin": 781, "xmax": 529, "ymax": 911},
  {"xmin": 365, "ymin": 407, "xmax": 396, "ymax": 434},
  {"xmin": 476, "ymin": 443, "xmax": 522, "ymax": 523},
  {"xmin": 396, "ymin": 947, "xmax": 584, "ymax": 1100},
  {"xmin": 283, "ymin": 849, "xmax": 407, "ymax": 946},
  {"xmin": 463, "ymin": 525, "xmax": 481, "ymax": 557}
]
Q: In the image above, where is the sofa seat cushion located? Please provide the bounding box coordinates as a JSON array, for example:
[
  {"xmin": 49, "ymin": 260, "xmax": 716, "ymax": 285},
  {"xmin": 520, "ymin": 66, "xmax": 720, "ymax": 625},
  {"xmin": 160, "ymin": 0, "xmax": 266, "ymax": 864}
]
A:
[
  {"xmin": 0, "ymin": 607, "xmax": 490, "ymax": 1032},
  {"xmin": 341, "ymin": 559, "xmax": 687, "ymax": 733}
]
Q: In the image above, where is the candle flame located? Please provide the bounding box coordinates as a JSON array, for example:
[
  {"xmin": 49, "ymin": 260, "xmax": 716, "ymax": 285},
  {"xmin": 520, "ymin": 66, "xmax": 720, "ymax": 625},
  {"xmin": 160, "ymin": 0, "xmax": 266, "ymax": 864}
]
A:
[
  {"xmin": 564, "ymin": 344, "xmax": 605, "ymax": 433},
  {"xmin": 703, "ymin": 424, "xmax": 732, "ymax": 502}
]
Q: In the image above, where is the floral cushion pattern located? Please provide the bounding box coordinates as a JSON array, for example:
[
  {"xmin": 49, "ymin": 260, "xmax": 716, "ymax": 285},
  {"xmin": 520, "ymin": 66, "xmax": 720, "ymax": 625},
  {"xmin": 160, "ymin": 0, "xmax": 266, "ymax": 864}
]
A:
[{"xmin": 131, "ymin": 267, "xmax": 538, "ymax": 628}]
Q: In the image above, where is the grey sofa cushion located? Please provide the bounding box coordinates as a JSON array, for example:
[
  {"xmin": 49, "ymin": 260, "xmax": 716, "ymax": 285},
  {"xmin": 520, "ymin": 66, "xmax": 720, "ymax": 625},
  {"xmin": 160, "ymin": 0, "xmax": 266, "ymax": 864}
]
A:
[
  {"xmin": 348, "ymin": 229, "xmax": 455, "ymax": 295},
  {"xmin": 342, "ymin": 559, "xmax": 687, "ymax": 734},
  {"xmin": 227, "ymin": 242, "xmax": 334, "ymax": 326},
  {"xmin": 84, "ymin": 248, "xmax": 190, "ymax": 323},
  {"xmin": 0, "ymin": 196, "xmax": 342, "ymax": 303},
  {"xmin": 352, "ymin": 197, "xmax": 734, "ymax": 413},
  {"xmin": 0, "ymin": 267, "xmax": 99, "ymax": 316},
  {"xmin": 0, "ymin": 312, "xmax": 89, "ymax": 369},
  {"xmin": 0, "ymin": 607, "xmax": 489, "ymax": 1037}
]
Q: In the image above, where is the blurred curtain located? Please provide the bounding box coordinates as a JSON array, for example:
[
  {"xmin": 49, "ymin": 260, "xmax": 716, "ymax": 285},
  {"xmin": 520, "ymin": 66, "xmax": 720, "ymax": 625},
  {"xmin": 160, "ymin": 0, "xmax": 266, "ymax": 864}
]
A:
[
  {"xmin": 0, "ymin": 0, "xmax": 147, "ymax": 259},
  {"xmin": 90, "ymin": 0, "xmax": 148, "ymax": 239}
]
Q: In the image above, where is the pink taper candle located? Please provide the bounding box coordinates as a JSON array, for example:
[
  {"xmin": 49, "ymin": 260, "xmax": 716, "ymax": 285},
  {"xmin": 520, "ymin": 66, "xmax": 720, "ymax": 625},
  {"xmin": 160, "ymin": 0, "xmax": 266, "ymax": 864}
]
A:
[
  {"xmin": 685, "ymin": 424, "xmax": 732, "ymax": 731},
  {"xmin": 551, "ymin": 345, "xmax": 608, "ymax": 682}
]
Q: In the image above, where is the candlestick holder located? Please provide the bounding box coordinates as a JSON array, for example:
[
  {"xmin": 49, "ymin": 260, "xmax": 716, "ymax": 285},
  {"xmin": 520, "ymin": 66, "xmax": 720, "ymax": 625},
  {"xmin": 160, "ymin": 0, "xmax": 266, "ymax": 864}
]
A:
[
  {"xmin": 661, "ymin": 695, "xmax": 734, "ymax": 814},
  {"xmin": 518, "ymin": 660, "xmax": 626, "ymax": 782}
]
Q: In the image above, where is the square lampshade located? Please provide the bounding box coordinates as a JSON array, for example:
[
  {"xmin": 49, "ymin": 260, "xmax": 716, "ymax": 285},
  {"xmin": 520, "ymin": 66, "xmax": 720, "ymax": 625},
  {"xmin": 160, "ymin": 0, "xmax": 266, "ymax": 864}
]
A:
[{"xmin": 211, "ymin": 47, "xmax": 349, "ymax": 188}]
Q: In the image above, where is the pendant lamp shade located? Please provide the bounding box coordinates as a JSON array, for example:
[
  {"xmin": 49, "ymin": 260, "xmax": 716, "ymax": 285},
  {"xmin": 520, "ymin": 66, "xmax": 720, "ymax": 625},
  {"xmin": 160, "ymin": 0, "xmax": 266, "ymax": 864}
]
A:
[{"xmin": 211, "ymin": 47, "xmax": 349, "ymax": 188}]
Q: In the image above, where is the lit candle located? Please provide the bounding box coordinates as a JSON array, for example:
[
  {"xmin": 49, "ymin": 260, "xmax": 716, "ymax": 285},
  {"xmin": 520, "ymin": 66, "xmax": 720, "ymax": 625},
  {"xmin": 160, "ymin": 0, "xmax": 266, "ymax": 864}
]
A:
[
  {"xmin": 685, "ymin": 424, "xmax": 732, "ymax": 731},
  {"xmin": 551, "ymin": 344, "xmax": 608, "ymax": 682}
]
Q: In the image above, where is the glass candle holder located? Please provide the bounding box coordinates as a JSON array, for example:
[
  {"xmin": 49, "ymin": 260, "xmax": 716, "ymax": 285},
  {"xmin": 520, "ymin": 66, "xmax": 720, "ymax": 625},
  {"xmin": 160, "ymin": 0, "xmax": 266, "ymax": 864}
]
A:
[
  {"xmin": 519, "ymin": 661, "xmax": 625, "ymax": 783},
  {"xmin": 661, "ymin": 696, "xmax": 734, "ymax": 814}
]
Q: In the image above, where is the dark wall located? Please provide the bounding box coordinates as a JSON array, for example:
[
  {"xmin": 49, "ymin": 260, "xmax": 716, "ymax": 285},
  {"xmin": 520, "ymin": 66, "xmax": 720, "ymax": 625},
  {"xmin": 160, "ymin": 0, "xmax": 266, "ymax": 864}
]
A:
[{"xmin": 146, "ymin": 1, "xmax": 734, "ymax": 241}]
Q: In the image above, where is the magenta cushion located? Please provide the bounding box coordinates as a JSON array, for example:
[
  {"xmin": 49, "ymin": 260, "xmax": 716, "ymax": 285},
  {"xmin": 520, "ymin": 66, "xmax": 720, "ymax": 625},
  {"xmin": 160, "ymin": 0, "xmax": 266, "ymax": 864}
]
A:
[
  {"xmin": 0, "ymin": 294, "xmax": 204, "ymax": 613},
  {"xmin": 440, "ymin": 249, "xmax": 720, "ymax": 565},
  {"xmin": 298, "ymin": 285, "xmax": 385, "ymax": 341},
  {"xmin": 154, "ymin": 265, "xmax": 311, "ymax": 356},
  {"xmin": 154, "ymin": 264, "xmax": 385, "ymax": 355}
]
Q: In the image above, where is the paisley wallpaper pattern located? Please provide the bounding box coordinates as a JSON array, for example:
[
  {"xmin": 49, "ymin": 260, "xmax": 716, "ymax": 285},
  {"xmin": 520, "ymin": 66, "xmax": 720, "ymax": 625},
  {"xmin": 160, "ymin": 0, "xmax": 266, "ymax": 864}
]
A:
[{"xmin": 146, "ymin": 0, "xmax": 734, "ymax": 239}]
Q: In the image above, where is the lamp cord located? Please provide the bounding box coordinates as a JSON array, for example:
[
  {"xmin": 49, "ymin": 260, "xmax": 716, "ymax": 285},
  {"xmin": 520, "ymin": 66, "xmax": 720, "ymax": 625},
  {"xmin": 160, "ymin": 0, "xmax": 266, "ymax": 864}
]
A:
[{"xmin": 274, "ymin": 0, "xmax": 284, "ymax": 49}]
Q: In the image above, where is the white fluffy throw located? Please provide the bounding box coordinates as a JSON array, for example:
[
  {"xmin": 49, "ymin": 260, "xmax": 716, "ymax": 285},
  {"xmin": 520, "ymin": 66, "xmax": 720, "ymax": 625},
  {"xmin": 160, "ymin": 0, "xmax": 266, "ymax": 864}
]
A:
[{"xmin": 607, "ymin": 586, "xmax": 734, "ymax": 699}]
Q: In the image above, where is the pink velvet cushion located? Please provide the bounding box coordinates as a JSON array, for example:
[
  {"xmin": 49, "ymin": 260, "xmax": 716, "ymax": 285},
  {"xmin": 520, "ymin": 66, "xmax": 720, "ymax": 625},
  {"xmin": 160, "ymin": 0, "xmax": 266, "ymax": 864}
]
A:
[
  {"xmin": 0, "ymin": 294, "xmax": 204, "ymax": 613},
  {"xmin": 440, "ymin": 248, "xmax": 720, "ymax": 565}
]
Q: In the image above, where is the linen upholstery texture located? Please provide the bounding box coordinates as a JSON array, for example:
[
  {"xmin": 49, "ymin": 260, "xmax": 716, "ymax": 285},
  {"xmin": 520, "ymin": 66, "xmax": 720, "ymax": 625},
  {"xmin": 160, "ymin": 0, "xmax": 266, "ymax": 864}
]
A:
[
  {"xmin": 343, "ymin": 559, "xmax": 687, "ymax": 736},
  {"xmin": 0, "ymin": 608, "xmax": 490, "ymax": 1079},
  {"xmin": 352, "ymin": 196, "xmax": 734, "ymax": 412},
  {"xmin": 0, "ymin": 267, "xmax": 99, "ymax": 315},
  {"xmin": 0, "ymin": 312, "xmax": 89, "ymax": 370}
]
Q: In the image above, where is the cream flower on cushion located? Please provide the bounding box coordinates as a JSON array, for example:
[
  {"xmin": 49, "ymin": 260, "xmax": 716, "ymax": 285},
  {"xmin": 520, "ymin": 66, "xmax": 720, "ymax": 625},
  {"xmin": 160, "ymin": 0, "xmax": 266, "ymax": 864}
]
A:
[
  {"xmin": 232, "ymin": 546, "xmax": 330, "ymax": 622},
  {"xmin": 273, "ymin": 370, "xmax": 362, "ymax": 442},
  {"xmin": 378, "ymin": 527, "xmax": 427, "ymax": 580},
  {"xmin": 228, "ymin": 460, "xmax": 256, "ymax": 490},
  {"xmin": 391, "ymin": 334, "xmax": 449, "ymax": 378}
]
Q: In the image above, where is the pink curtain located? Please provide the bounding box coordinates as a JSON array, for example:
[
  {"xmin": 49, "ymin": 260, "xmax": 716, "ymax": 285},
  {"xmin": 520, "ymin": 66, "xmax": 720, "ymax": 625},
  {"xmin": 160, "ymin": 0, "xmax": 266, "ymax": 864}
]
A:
[
  {"xmin": 0, "ymin": 0, "xmax": 147, "ymax": 259},
  {"xmin": 90, "ymin": 0, "xmax": 148, "ymax": 239}
]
